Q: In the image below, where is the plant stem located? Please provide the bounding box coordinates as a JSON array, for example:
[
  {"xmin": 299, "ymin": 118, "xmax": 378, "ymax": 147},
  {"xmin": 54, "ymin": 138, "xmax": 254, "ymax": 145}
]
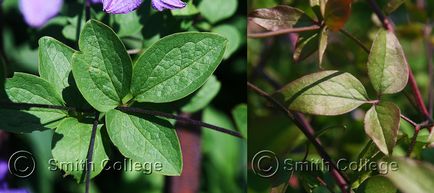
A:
[
  {"xmin": 0, "ymin": 101, "xmax": 78, "ymax": 111},
  {"xmin": 400, "ymin": 114, "xmax": 418, "ymax": 127},
  {"xmin": 366, "ymin": 0, "xmax": 393, "ymax": 31},
  {"xmin": 339, "ymin": 29, "xmax": 370, "ymax": 53},
  {"xmin": 85, "ymin": 0, "xmax": 91, "ymax": 21},
  {"xmin": 0, "ymin": 101, "xmax": 241, "ymax": 138},
  {"xmin": 85, "ymin": 111, "xmax": 99, "ymax": 193},
  {"xmin": 248, "ymin": 25, "xmax": 321, "ymax": 39},
  {"xmin": 406, "ymin": 125, "xmax": 421, "ymax": 157},
  {"xmin": 116, "ymin": 107, "xmax": 243, "ymax": 138},
  {"xmin": 408, "ymin": 68, "xmax": 431, "ymax": 120},
  {"xmin": 247, "ymin": 82, "xmax": 349, "ymax": 193}
]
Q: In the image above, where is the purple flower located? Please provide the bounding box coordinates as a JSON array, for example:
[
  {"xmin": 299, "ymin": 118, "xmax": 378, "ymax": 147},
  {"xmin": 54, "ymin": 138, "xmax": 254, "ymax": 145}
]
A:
[
  {"xmin": 0, "ymin": 189, "xmax": 29, "ymax": 193},
  {"xmin": 102, "ymin": 0, "xmax": 143, "ymax": 14},
  {"xmin": 0, "ymin": 161, "xmax": 7, "ymax": 181},
  {"xmin": 18, "ymin": 0, "xmax": 187, "ymax": 27},
  {"xmin": 151, "ymin": 0, "xmax": 186, "ymax": 11},
  {"xmin": 0, "ymin": 160, "xmax": 29, "ymax": 193},
  {"xmin": 19, "ymin": 0, "xmax": 63, "ymax": 28}
]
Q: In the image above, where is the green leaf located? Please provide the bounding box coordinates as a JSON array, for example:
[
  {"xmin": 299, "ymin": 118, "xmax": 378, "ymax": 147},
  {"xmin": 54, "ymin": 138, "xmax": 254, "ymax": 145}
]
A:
[
  {"xmin": 51, "ymin": 118, "xmax": 108, "ymax": 183},
  {"xmin": 318, "ymin": 26, "xmax": 328, "ymax": 66},
  {"xmin": 0, "ymin": 73, "xmax": 66, "ymax": 133},
  {"xmin": 181, "ymin": 75, "xmax": 221, "ymax": 113},
  {"xmin": 72, "ymin": 20, "xmax": 132, "ymax": 112},
  {"xmin": 312, "ymin": 186, "xmax": 332, "ymax": 193},
  {"xmin": 364, "ymin": 102, "xmax": 400, "ymax": 155},
  {"xmin": 273, "ymin": 70, "xmax": 369, "ymax": 115},
  {"xmin": 367, "ymin": 29, "xmax": 409, "ymax": 95},
  {"xmin": 310, "ymin": 0, "xmax": 320, "ymax": 7},
  {"xmin": 324, "ymin": 0, "xmax": 352, "ymax": 31},
  {"xmin": 357, "ymin": 176, "xmax": 396, "ymax": 193},
  {"xmin": 105, "ymin": 109, "xmax": 182, "ymax": 176},
  {"xmin": 349, "ymin": 140, "xmax": 384, "ymax": 189},
  {"xmin": 198, "ymin": 0, "xmax": 237, "ymax": 23},
  {"xmin": 294, "ymin": 32, "xmax": 319, "ymax": 62},
  {"xmin": 380, "ymin": 157, "xmax": 434, "ymax": 193},
  {"xmin": 212, "ymin": 24, "xmax": 241, "ymax": 59},
  {"xmin": 131, "ymin": 32, "xmax": 226, "ymax": 103},
  {"xmin": 38, "ymin": 37, "xmax": 90, "ymax": 109},
  {"xmin": 171, "ymin": 0, "xmax": 199, "ymax": 16},
  {"xmin": 248, "ymin": 5, "xmax": 304, "ymax": 31},
  {"xmin": 201, "ymin": 107, "xmax": 244, "ymax": 193},
  {"xmin": 232, "ymin": 104, "xmax": 247, "ymax": 139},
  {"xmin": 38, "ymin": 37, "xmax": 75, "ymax": 93},
  {"xmin": 62, "ymin": 13, "xmax": 86, "ymax": 41},
  {"xmin": 114, "ymin": 11, "xmax": 143, "ymax": 37}
]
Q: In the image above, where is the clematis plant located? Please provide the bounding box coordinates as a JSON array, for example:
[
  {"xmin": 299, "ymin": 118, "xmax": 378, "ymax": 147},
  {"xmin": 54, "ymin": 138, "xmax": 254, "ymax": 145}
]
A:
[{"xmin": 18, "ymin": 0, "xmax": 186, "ymax": 27}]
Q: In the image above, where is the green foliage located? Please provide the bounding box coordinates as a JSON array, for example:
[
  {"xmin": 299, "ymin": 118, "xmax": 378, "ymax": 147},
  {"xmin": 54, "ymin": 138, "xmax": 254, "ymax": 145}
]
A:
[
  {"xmin": 113, "ymin": 11, "xmax": 143, "ymax": 37},
  {"xmin": 294, "ymin": 32, "xmax": 319, "ymax": 62},
  {"xmin": 171, "ymin": 0, "xmax": 199, "ymax": 16},
  {"xmin": 201, "ymin": 107, "xmax": 246, "ymax": 193},
  {"xmin": 364, "ymin": 102, "xmax": 400, "ymax": 155},
  {"xmin": 212, "ymin": 25, "xmax": 241, "ymax": 59},
  {"xmin": 232, "ymin": 104, "xmax": 247, "ymax": 138},
  {"xmin": 357, "ymin": 176, "xmax": 396, "ymax": 193},
  {"xmin": 1, "ymin": 18, "xmax": 231, "ymax": 184},
  {"xmin": 367, "ymin": 29, "xmax": 409, "ymax": 95},
  {"xmin": 1, "ymin": 0, "xmax": 245, "ymax": 192},
  {"xmin": 199, "ymin": 0, "xmax": 238, "ymax": 23},
  {"xmin": 318, "ymin": 26, "xmax": 328, "ymax": 66},
  {"xmin": 52, "ymin": 118, "xmax": 108, "ymax": 183},
  {"xmin": 0, "ymin": 73, "xmax": 66, "ymax": 133},
  {"xmin": 181, "ymin": 75, "xmax": 221, "ymax": 113},
  {"xmin": 131, "ymin": 32, "xmax": 226, "ymax": 103},
  {"xmin": 72, "ymin": 20, "xmax": 132, "ymax": 112},
  {"xmin": 274, "ymin": 70, "xmax": 369, "ymax": 115},
  {"xmin": 248, "ymin": 1, "xmax": 433, "ymax": 193},
  {"xmin": 380, "ymin": 157, "xmax": 434, "ymax": 193},
  {"xmin": 105, "ymin": 109, "xmax": 182, "ymax": 176},
  {"xmin": 38, "ymin": 37, "xmax": 75, "ymax": 94}
]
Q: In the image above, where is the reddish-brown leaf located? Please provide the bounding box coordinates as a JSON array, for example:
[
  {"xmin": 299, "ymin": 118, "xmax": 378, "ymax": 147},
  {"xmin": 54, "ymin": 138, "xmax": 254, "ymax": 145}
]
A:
[
  {"xmin": 324, "ymin": 0, "xmax": 352, "ymax": 31},
  {"xmin": 249, "ymin": 5, "xmax": 304, "ymax": 31}
]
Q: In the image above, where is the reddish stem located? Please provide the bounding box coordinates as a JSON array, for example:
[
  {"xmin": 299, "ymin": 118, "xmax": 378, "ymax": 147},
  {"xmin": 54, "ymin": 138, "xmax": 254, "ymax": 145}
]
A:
[
  {"xmin": 408, "ymin": 68, "xmax": 431, "ymax": 119},
  {"xmin": 248, "ymin": 25, "xmax": 321, "ymax": 38},
  {"xmin": 166, "ymin": 113, "xmax": 202, "ymax": 193}
]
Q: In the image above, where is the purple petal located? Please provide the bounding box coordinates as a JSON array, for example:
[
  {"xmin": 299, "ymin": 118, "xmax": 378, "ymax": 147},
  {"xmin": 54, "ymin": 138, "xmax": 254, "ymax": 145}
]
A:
[
  {"xmin": 102, "ymin": 0, "xmax": 143, "ymax": 14},
  {"xmin": 0, "ymin": 160, "xmax": 7, "ymax": 181},
  {"xmin": 0, "ymin": 189, "xmax": 29, "ymax": 193},
  {"xmin": 151, "ymin": 0, "xmax": 186, "ymax": 11},
  {"xmin": 19, "ymin": 0, "xmax": 63, "ymax": 28}
]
